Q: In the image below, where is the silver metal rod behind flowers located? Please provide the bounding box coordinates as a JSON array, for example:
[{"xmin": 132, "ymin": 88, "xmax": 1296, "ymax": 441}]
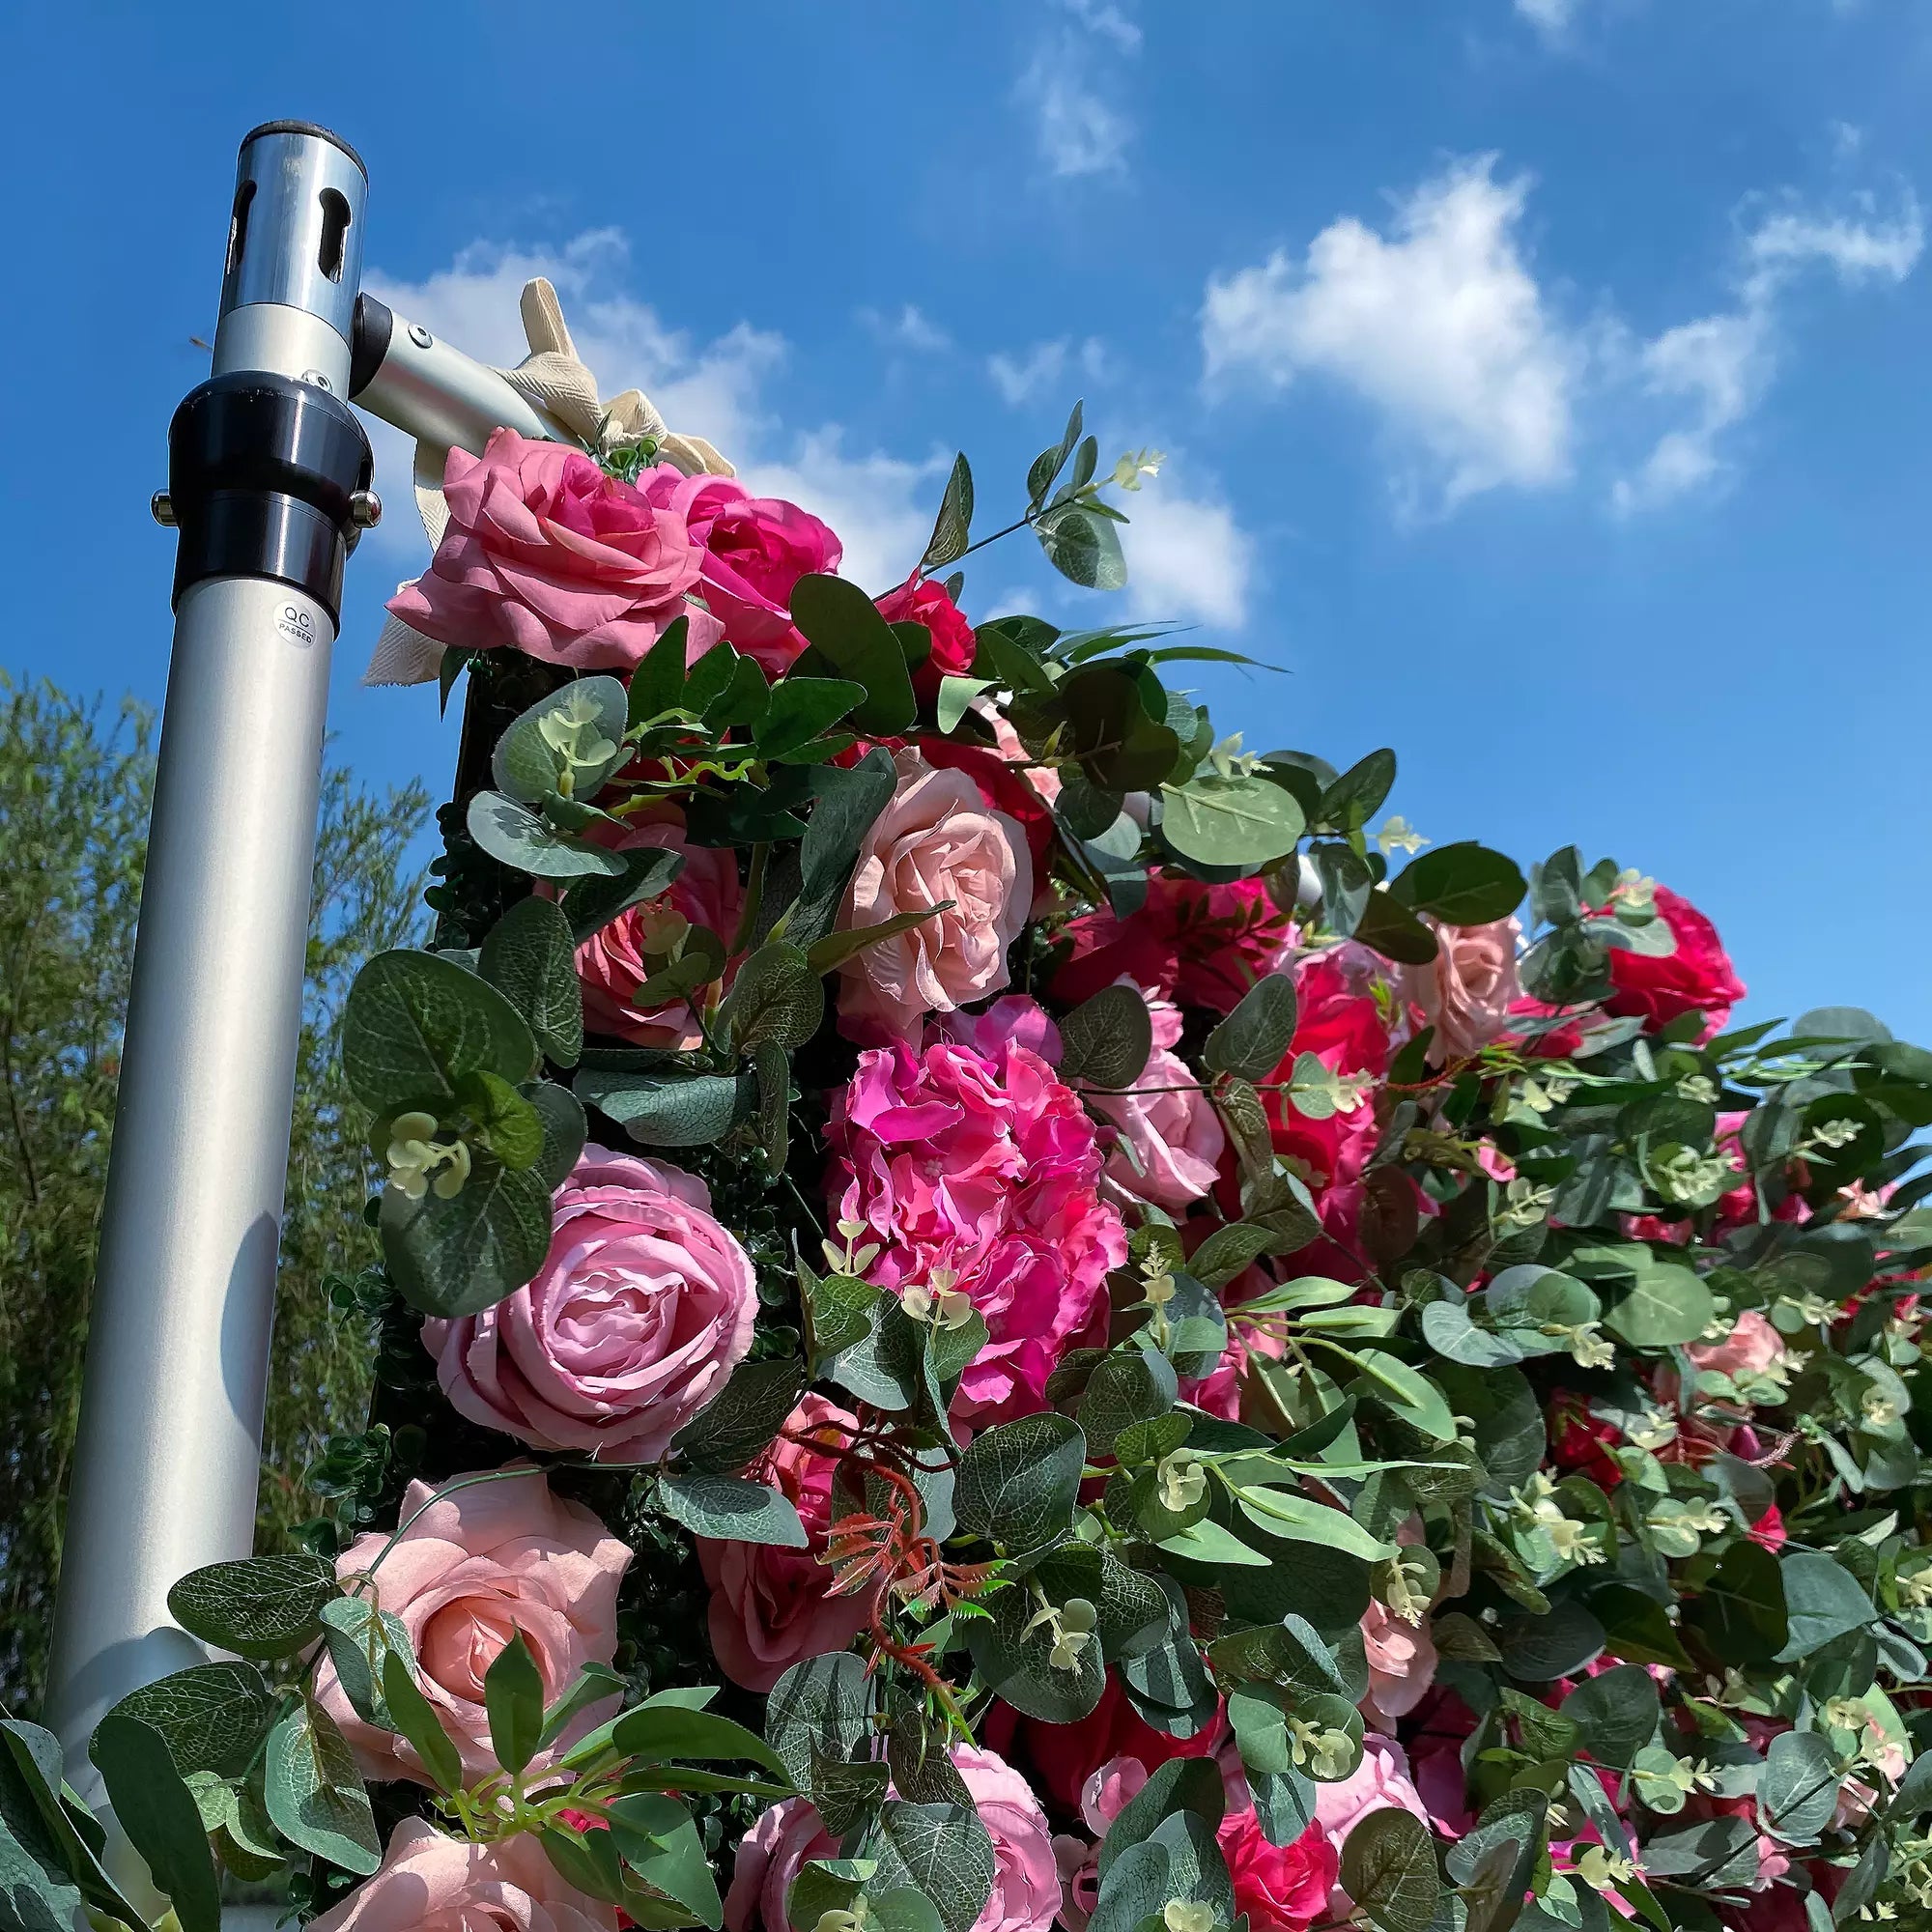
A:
[{"xmin": 44, "ymin": 123, "xmax": 374, "ymax": 1807}]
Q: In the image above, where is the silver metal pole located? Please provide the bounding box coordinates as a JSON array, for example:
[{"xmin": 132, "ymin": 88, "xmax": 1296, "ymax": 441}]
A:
[{"xmin": 45, "ymin": 123, "xmax": 376, "ymax": 1797}]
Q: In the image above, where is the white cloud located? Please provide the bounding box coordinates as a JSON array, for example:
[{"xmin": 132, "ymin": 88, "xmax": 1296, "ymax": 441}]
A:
[
  {"xmin": 857, "ymin": 303, "xmax": 952, "ymax": 352},
  {"xmin": 1122, "ymin": 483, "xmax": 1254, "ymax": 630},
  {"xmin": 988, "ymin": 336, "xmax": 1110, "ymax": 407},
  {"xmin": 1202, "ymin": 156, "xmax": 1578, "ymax": 509},
  {"xmin": 1617, "ymin": 186, "xmax": 1921, "ymax": 508},
  {"xmin": 1016, "ymin": 55, "xmax": 1134, "ymax": 179},
  {"xmin": 1515, "ymin": 0, "xmax": 1580, "ymax": 32},
  {"xmin": 361, "ymin": 230, "xmax": 943, "ymax": 589},
  {"xmin": 1060, "ymin": 0, "xmax": 1142, "ymax": 52}
]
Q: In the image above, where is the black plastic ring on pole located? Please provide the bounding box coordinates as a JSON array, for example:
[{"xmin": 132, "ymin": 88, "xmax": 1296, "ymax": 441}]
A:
[{"xmin": 166, "ymin": 373, "xmax": 373, "ymax": 625}]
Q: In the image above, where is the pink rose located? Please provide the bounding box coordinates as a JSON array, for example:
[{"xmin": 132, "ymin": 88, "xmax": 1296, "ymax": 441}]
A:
[
  {"xmin": 1315, "ymin": 1736, "xmax": 1433, "ymax": 1845},
  {"xmin": 837, "ymin": 749, "xmax": 1032, "ymax": 1040},
  {"xmin": 1604, "ymin": 885, "xmax": 1745, "ymax": 1044},
  {"xmin": 828, "ymin": 1028, "xmax": 1125, "ymax": 1424},
  {"xmin": 570, "ymin": 808, "xmax": 744, "ymax": 1049},
  {"xmin": 724, "ymin": 1747, "xmax": 1059, "ymax": 1932},
  {"xmin": 315, "ymin": 1469, "xmax": 628, "ymax": 1784},
  {"xmin": 1360, "ymin": 1600, "xmax": 1439, "ymax": 1727},
  {"xmin": 988, "ymin": 1678, "xmax": 1224, "ymax": 1817},
  {"xmin": 875, "ymin": 575, "xmax": 978, "ymax": 700},
  {"xmin": 696, "ymin": 1395, "xmax": 875, "ymax": 1692},
  {"xmin": 1086, "ymin": 984, "xmax": 1227, "ymax": 1214},
  {"xmin": 682, "ymin": 476, "xmax": 842, "ymax": 674},
  {"xmin": 308, "ymin": 1818, "xmax": 613, "ymax": 1932},
  {"xmin": 1686, "ymin": 1308, "xmax": 1785, "ymax": 1381},
  {"xmin": 1398, "ymin": 917, "xmax": 1522, "ymax": 1065},
  {"xmin": 387, "ymin": 431, "xmax": 717, "ymax": 670},
  {"xmin": 423, "ymin": 1147, "xmax": 757, "ymax": 1464},
  {"xmin": 1078, "ymin": 1754, "xmax": 1151, "ymax": 1834},
  {"xmin": 1217, "ymin": 1809, "xmax": 1339, "ymax": 1932}
]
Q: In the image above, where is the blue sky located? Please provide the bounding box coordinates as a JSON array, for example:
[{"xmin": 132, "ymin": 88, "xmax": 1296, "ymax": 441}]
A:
[{"xmin": 6, "ymin": 1, "xmax": 1930, "ymax": 1036}]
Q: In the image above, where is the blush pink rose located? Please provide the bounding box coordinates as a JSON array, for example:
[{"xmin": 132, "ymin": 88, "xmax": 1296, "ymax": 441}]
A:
[
  {"xmin": 1604, "ymin": 885, "xmax": 1746, "ymax": 1044},
  {"xmin": 387, "ymin": 431, "xmax": 718, "ymax": 670},
  {"xmin": 681, "ymin": 475, "xmax": 842, "ymax": 674},
  {"xmin": 309, "ymin": 1819, "xmax": 614, "ymax": 1932},
  {"xmin": 696, "ymin": 1395, "xmax": 874, "ymax": 1692},
  {"xmin": 1360, "ymin": 1600, "xmax": 1439, "ymax": 1727},
  {"xmin": 1687, "ymin": 1307, "xmax": 1785, "ymax": 1381},
  {"xmin": 1398, "ymin": 917, "xmax": 1522, "ymax": 1065},
  {"xmin": 316, "ymin": 1469, "xmax": 629, "ymax": 1784},
  {"xmin": 1086, "ymin": 984, "xmax": 1227, "ymax": 1214},
  {"xmin": 828, "ymin": 1023, "xmax": 1125, "ymax": 1423},
  {"xmin": 837, "ymin": 748, "xmax": 1032, "ymax": 1040},
  {"xmin": 569, "ymin": 808, "xmax": 744, "ymax": 1049},
  {"xmin": 724, "ymin": 1746, "xmax": 1059, "ymax": 1932},
  {"xmin": 423, "ymin": 1147, "xmax": 757, "ymax": 1464},
  {"xmin": 1315, "ymin": 1736, "xmax": 1433, "ymax": 1844},
  {"xmin": 1217, "ymin": 1809, "xmax": 1339, "ymax": 1932}
]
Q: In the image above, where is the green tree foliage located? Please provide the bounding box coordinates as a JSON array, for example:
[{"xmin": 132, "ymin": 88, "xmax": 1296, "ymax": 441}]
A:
[{"xmin": 0, "ymin": 675, "xmax": 427, "ymax": 1712}]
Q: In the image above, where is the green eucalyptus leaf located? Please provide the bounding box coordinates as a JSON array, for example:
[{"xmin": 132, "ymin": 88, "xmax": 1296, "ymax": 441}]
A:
[
  {"xmin": 1204, "ymin": 974, "xmax": 1299, "ymax": 1082},
  {"xmin": 479, "ymin": 894, "xmax": 583, "ymax": 1067},
  {"xmin": 468, "ymin": 789, "xmax": 629, "ymax": 880},
  {"xmin": 381, "ymin": 1147, "xmax": 554, "ymax": 1317},
  {"xmin": 790, "ymin": 577, "xmax": 918, "ymax": 735},
  {"xmin": 344, "ymin": 948, "xmax": 537, "ymax": 1113},
  {"xmin": 104, "ymin": 1662, "xmax": 274, "ymax": 1779},
  {"xmin": 1159, "ymin": 774, "xmax": 1305, "ymax": 868},
  {"xmin": 263, "ymin": 1696, "xmax": 381, "ymax": 1875},
  {"xmin": 1060, "ymin": 982, "xmax": 1154, "ymax": 1089},
  {"xmin": 166, "ymin": 1552, "xmax": 337, "ymax": 1660},
  {"xmin": 91, "ymin": 1714, "xmax": 221, "ymax": 1932},
  {"xmin": 955, "ymin": 1413, "xmax": 1086, "ymax": 1551},
  {"xmin": 659, "ymin": 1473, "xmax": 809, "ymax": 1547}
]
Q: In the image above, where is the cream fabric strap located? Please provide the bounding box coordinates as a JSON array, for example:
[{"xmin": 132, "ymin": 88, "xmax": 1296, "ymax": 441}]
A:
[{"xmin": 362, "ymin": 277, "xmax": 735, "ymax": 687}]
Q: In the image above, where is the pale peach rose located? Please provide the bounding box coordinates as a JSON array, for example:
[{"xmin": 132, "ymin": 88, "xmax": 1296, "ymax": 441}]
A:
[
  {"xmin": 309, "ymin": 1818, "xmax": 615, "ymax": 1932},
  {"xmin": 837, "ymin": 747, "xmax": 1032, "ymax": 1039},
  {"xmin": 316, "ymin": 1468, "xmax": 629, "ymax": 1784},
  {"xmin": 1686, "ymin": 1308, "xmax": 1785, "ymax": 1380},
  {"xmin": 1399, "ymin": 916, "xmax": 1522, "ymax": 1065},
  {"xmin": 1361, "ymin": 1598, "xmax": 1438, "ymax": 1727}
]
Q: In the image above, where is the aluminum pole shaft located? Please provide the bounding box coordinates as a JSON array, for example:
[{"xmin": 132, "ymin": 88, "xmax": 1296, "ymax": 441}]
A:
[{"xmin": 45, "ymin": 122, "xmax": 372, "ymax": 1798}]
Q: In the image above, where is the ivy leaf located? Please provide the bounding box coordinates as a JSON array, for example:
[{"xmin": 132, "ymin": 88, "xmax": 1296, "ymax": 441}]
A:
[
  {"xmin": 166, "ymin": 1552, "xmax": 337, "ymax": 1660},
  {"xmin": 467, "ymin": 789, "xmax": 629, "ymax": 880},
  {"xmin": 954, "ymin": 1413, "xmax": 1086, "ymax": 1551},
  {"xmin": 104, "ymin": 1662, "xmax": 274, "ymax": 1778},
  {"xmin": 479, "ymin": 895, "xmax": 583, "ymax": 1067},
  {"xmin": 90, "ymin": 1714, "xmax": 221, "ymax": 1932},
  {"xmin": 790, "ymin": 576, "xmax": 918, "ymax": 736},
  {"xmin": 659, "ymin": 1474, "xmax": 809, "ymax": 1548},
  {"xmin": 1159, "ymin": 774, "xmax": 1306, "ymax": 868},
  {"xmin": 670, "ymin": 1357, "xmax": 810, "ymax": 1474},
  {"xmin": 263, "ymin": 1695, "xmax": 381, "ymax": 1875},
  {"xmin": 865, "ymin": 1803, "xmax": 997, "ymax": 1932},
  {"xmin": 1388, "ymin": 841, "xmax": 1525, "ymax": 926},
  {"xmin": 1058, "ymin": 982, "xmax": 1153, "ymax": 1089},
  {"xmin": 922, "ymin": 455, "xmax": 975, "ymax": 569},
  {"xmin": 1078, "ymin": 1348, "xmax": 1179, "ymax": 1459},
  {"xmin": 1204, "ymin": 974, "xmax": 1299, "ymax": 1082},
  {"xmin": 381, "ymin": 1148, "xmax": 554, "ymax": 1317},
  {"xmin": 344, "ymin": 948, "xmax": 537, "ymax": 1114}
]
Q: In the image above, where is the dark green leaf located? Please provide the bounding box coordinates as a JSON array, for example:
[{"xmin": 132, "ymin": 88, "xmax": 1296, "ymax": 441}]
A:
[
  {"xmin": 104, "ymin": 1662, "xmax": 274, "ymax": 1779},
  {"xmin": 319, "ymin": 1596, "xmax": 412, "ymax": 1732},
  {"xmin": 1028, "ymin": 401, "xmax": 1085, "ymax": 508},
  {"xmin": 485, "ymin": 1630, "xmax": 545, "ymax": 1776},
  {"xmin": 1353, "ymin": 891, "xmax": 1440, "ymax": 965},
  {"xmin": 1389, "ymin": 842, "xmax": 1525, "ymax": 927},
  {"xmin": 782, "ymin": 749, "xmax": 898, "ymax": 950},
  {"xmin": 1686, "ymin": 1540, "xmax": 1789, "ymax": 1666},
  {"xmin": 790, "ymin": 576, "xmax": 918, "ymax": 735},
  {"xmin": 1320, "ymin": 750, "xmax": 1397, "ymax": 830},
  {"xmin": 628, "ymin": 615, "xmax": 690, "ymax": 724},
  {"xmin": 866, "ymin": 1803, "xmax": 996, "ymax": 1932},
  {"xmin": 167, "ymin": 1553, "xmax": 337, "ymax": 1660},
  {"xmin": 1558, "ymin": 1663, "xmax": 1658, "ymax": 1771},
  {"xmin": 479, "ymin": 895, "xmax": 583, "ymax": 1067},
  {"xmin": 1060, "ymin": 982, "xmax": 1154, "ymax": 1088},
  {"xmin": 91, "ymin": 1714, "xmax": 221, "ymax": 1932},
  {"xmin": 381, "ymin": 1147, "xmax": 554, "ymax": 1317},
  {"xmin": 659, "ymin": 1474, "xmax": 808, "ymax": 1547},
  {"xmin": 609, "ymin": 1793, "xmax": 723, "ymax": 1929},
  {"xmin": 1204, "ymin": 974, "xmax": 1299, "ymax": 1082},
  {"xmin": 1760, "ymin": 1731, "xmax": 1839, "ymax": 1843},
  {"xmin": 1159, "ymin": 774, "xmax": 1305, "ymax": 868},
  {"xmin": 611, "ymin": 1704, "xmax": 786, "ymax": 1776},
  {"xmin": 719, "ymin": 942, "xmax": 824, "ymax": 1054},
  {"xmin": 755, "ymin": 678, "xmax": 868, "ymax": 761},
  {"xmin": 560, "ymin": 844, "xmax": 686, "ymax": 944},
  {"xmin": 766, "ymin": 1654, "xmax": 876, "ymax": 1798},
  {"xmin": 574, "ymin": 1068, "xmax": 751, "ymax": 1149},
  {"xmin": 1078, "ymin": 1348, "xmax": 1179, "ymax": 1458},
  {"xmin": 379, "ymin": 1650, "xmax": 465, "ymax": 1792},
  {"xmin": 923, "ymin": 455, "xmax": 975, "ymax": 569},
  {"xmin": 955, "ymin": 1413, "xmax": 1086, "ymax": 1550},
  {"xmin": 670, "ymin": 1357, "xmax": 809, "ymax": 1474},
  {"xmin": 344, "ymin": 948, "xmax": 537, "ymax": 1113},
  {"xmin": 264, "ymin": 1696, "xmax": 380, "ymax": 1875},
  {"xmin": 1776, "ymin": 1551, "xmax": 1876, "ymax": 1661},
  {"xmin": 1339, "ymin": 1806, "xmax": 1441, "ymax": 1932},
  {"xmin": 1037, "ymin": 503, "xmax": 1127, "ymax": 590},
  {"xmin": 805, "ymin": 904, "xmax": 950, "ymax": 975}
]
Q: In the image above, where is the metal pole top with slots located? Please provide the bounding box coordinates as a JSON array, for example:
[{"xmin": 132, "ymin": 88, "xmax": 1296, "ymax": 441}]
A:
[{"xmin": 45, "ymin": 121, "xmax": 561, "ymax": 1822}]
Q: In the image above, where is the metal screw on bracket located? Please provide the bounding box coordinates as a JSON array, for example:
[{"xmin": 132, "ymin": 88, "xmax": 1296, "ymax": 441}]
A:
[
  {"xmin": 408, "ymin": 322, "xmax": 433, "ymax": 349},
  {"xmin": 151, "ymin": 491, "xmax": 177, "ymax": 526}
]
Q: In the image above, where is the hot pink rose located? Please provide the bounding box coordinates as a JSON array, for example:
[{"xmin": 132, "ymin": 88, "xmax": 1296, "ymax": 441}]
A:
[
  {"xmin": 1398, "ymin": 917, "xmax": 1522, "ymax": 1065},
  {"xmin": 423, "ymin": 1147, "xmax": 757, "ymax": 1464},
  {"xmin": 1055, "ymin": 874, "xmax": 1297, "ymax": 1015},
  {"xmin": 682, "ymin": 476, "xmax": 842, "ymax": 674},
  {"xmin": 875, "ymin": 575, "xmax": 978, "ymax": 699},
  {"xmin": 1087, "ymin": 985, "xmax": 1227, "ymax": 1213},
  {"xmin": 387, "ymin": 431, "xmax": 718, "ymax": 670},
  {"xmin": 570, "ymin": 807, "xmax": 744, "ymax": 1049},
  {"xmin": 1217, "ymin": 1810, "xmax": 1339, "ymax": 1932},
  {"xmin": 989, "ymin": 1678, "xmax": 1225, "ymax": 1817},
  {"xmin": 696, "ymin": 1394, "xmax": 874, "ymax": 1692},
  {"xmin": 315, "ymin": 1469, "xmax": 628, "ymax": 1784},
  {"xmin": 1604, "ymin": 885, "xmax": 1745, "ymax": 1043},
  {"xmin": 828, "ymin": 1023, "xmax": 1125, "ymax": 1423},
  {"xmin": 308, "ymin": 1819, "xmax": 614, "ymax": 1932},
  {"xmin": 724, "ymin": 1746, "xmax": 1059, "ymax": 1932},
  {"xmin": 1360, "ymin": 1601, "xmax": 1439, "ymax": 1727},
  {"xmin": 1687, "ymin": 1308, "xmax": 1785, "ymax": 1381},
  {"xmin": 837, "ymin": 748, "xmax": 1032, "ymax": 1040}
]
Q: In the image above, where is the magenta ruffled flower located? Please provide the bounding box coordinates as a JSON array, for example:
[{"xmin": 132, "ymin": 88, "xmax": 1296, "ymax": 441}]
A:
[{"xmin": 827, "ymin": 1010, "xmax": 1125, "ymax": 1425}]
